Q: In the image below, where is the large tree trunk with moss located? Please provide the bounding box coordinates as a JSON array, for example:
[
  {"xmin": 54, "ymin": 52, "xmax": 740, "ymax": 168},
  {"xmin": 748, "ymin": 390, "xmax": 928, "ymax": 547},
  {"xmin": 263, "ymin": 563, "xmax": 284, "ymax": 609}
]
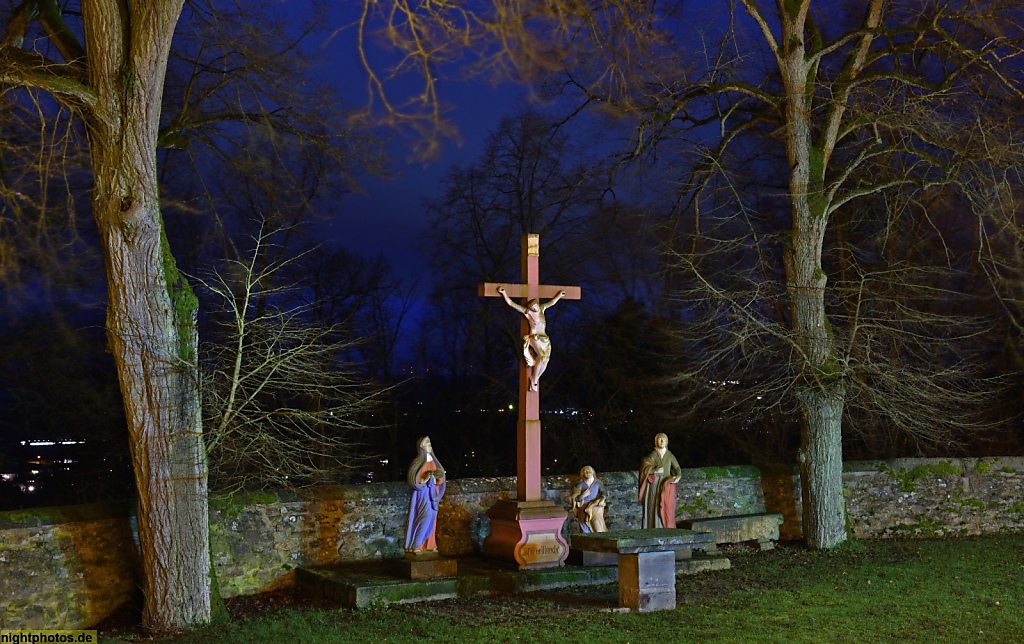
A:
[
  {"xmin": 82, "ymin": 0, "xmax": 211, "ymax": 631},
  {"xmin": 777, "ymin": 0, "xmax": 849, "ymax": 549}
]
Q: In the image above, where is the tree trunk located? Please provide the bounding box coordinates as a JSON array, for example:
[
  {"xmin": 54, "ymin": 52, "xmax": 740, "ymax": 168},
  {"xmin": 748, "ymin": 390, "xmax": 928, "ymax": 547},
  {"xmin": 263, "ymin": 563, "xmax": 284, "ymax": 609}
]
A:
[
  {"xmin": 798, "ymin": 388, "xmax": 846, "ymax": 548},
  {"xmin": 83, "ymin": 0, "xmax": 211, "ymax": 631},
  {"xmin": 97, "ymin": 207, "xmax": 211, "ymax": 631},
  {"xmin": 778, "ymin": 0, "xmax": 848, "ymax": 549}
]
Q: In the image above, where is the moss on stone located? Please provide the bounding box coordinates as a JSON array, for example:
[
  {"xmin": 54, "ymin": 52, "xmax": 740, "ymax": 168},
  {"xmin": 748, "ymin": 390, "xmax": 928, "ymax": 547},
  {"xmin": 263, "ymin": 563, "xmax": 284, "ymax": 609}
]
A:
[
  {"xmin": 882, "ymin": 461, "xmax": 962, "ymax": 492},
  {"xmin": 947, "ymin": 491, "xmax": 984, "ymax": 511},
  {"xmin": 927, "ymin": 461, "xmax": 962, "ymax": 477},
  {"xmin": 364, "ymin": 580, "xmax": 457, "ymax": 605},
  {"xmin": 679, "ymin": 495, "xmax": 714, "ymax": 518},
  {"xmin": 210, "ymin": 491, "xmax": 280, "ymax": 518},
  {"xmin": 0, "ymin": 501, "xmax": 129, "ymax": 528},
  {"xmin": 1, "ymin": 508, "xmax": 66, "ymax": 526},
  {"xmin": 888, "ymin": 516, "xmax": 945, "ymax": 538},
  {"xmin": 700, "ymin": 465, "xmax": 760, "ymax": 479}
]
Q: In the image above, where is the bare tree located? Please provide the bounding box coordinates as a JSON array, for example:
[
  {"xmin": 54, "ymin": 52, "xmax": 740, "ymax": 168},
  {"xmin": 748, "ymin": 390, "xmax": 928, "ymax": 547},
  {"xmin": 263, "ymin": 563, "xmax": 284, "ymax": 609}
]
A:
[
  {"xmin": 419, "ymin": 107, "xmax": 604, "ymax": 376},
  {"xmin": 1, "ymin": 0, "xmax": 381, "ymax": 630},
  {"xmin": 650, "ymin": 0, "xmax": 1024, "ymax": 547},
  {"xmin": 1, "ymin": 1, "xmax": 213, "ymax": 628},
  {"xmin": 365, "ymin": 0, "xmax": 1024, "ymax": 549},
  {"xmin": 197, "ymin": 226, "xmax": 383, "ymax": 492}
]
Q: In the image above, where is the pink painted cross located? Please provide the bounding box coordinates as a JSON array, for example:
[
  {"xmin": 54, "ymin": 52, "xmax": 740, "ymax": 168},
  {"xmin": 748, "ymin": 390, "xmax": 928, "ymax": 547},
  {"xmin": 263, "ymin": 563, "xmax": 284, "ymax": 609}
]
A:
[{"xmin": 479, "ymin": 234, "xmax": 581, "ymax": 501}]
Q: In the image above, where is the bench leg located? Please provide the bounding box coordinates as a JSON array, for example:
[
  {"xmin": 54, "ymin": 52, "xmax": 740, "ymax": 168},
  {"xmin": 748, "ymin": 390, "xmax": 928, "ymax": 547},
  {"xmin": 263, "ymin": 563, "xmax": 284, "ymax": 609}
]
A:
[{"xmin": 618, "ymin": 551, "xmax": 676, "ymax": 612}]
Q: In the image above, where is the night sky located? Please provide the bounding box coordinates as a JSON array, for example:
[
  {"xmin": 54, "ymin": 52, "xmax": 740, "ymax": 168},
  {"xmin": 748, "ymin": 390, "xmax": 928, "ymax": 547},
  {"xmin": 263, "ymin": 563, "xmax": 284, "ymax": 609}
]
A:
[{"xmin": 318, "ymin": 5, "xmax": 531, "ymax": 289}]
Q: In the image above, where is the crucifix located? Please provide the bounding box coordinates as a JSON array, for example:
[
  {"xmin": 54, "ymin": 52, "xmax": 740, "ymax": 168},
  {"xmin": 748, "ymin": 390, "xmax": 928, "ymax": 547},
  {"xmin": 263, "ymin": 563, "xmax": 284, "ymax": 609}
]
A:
[
  {"xmin": 479, "ymin": 233, "xmax": 581, "ymax": 500},
  {"xmin": 479, "ymin": 233, "xmax": 581, "ymax": 568}
]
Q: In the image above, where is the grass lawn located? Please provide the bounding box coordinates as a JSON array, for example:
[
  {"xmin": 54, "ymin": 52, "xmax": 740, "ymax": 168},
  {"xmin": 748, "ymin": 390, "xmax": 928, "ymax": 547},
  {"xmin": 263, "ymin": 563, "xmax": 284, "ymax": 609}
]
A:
[{"xmin": 101, "ymin": 533, "xmax": 1024, "ymax": 643}]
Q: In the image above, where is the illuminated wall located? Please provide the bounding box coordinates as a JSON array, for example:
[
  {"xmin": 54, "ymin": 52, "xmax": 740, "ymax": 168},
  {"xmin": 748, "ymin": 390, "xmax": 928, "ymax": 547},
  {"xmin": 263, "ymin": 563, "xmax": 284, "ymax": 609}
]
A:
[{"xmin": 1, "ymin": 458, "xmax": 1021, "ymax": 629}]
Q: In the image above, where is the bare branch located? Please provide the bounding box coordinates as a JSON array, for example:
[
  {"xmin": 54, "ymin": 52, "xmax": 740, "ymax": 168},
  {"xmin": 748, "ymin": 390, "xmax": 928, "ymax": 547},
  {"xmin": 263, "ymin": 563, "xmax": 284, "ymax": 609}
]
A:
[{"xmin": 197, "ymin": 224, "xmax": 386, "ymax": 492}]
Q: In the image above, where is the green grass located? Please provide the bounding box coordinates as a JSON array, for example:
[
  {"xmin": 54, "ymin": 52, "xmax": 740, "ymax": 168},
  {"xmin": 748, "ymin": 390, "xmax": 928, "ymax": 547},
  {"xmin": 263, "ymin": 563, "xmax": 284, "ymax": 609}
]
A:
[{"xmin": 102, "ymin": 533, "xmax": 1024, "ymax": 643}]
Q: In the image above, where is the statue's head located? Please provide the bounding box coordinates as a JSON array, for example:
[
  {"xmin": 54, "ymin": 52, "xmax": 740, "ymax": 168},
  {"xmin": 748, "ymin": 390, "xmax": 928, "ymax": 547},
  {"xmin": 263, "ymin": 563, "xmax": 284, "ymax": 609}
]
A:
[
  {"xmin": 580, "ymin": 465, "xmax": 596, "ymax": 479},
  {"xmin": 655, "ymin": 433, "xmax": 668, "ymax": 448},
  {"xmin": 526, "ymin": 299, "xmax": 541, "ymax": 311},
  {"xmin": 417, "ymin": 436, "xmax": 432, "ymax": 453}
]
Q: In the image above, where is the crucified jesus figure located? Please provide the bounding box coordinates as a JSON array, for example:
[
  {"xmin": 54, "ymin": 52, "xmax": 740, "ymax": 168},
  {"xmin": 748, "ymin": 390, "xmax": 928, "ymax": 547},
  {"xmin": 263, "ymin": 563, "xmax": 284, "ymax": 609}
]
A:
[{"xmin": 497, "ymin": 287, "xmax": 566, "ymax": 391}]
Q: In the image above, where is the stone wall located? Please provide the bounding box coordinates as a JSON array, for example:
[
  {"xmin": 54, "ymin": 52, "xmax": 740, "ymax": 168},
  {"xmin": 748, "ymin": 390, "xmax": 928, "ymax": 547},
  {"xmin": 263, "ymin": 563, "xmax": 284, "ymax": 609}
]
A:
[
  {"xmin": 843, "ymin": 458, "xmax": 1024, "ymax": 539},
  {"xmin": 209, "ymin": 465, "xmax": 767, "ymax": 599},
  {"xmin": 0, "ymin": 502, "xmax": 138, "ymax": 630},
  {"xmin": 2, "ymin": 458, "xmax": 1021, "ymax": 629},
  {"xmin": 761, "ymin": 457, "xmax": 1024, "ymax": 540}
]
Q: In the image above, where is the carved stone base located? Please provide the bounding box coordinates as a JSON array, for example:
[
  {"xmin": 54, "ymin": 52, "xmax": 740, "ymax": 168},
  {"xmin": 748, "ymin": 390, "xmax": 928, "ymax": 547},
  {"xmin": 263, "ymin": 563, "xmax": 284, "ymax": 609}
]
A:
[{"xmin": 482, "ymin": 499, "xmax": 568, "ymax": 569}]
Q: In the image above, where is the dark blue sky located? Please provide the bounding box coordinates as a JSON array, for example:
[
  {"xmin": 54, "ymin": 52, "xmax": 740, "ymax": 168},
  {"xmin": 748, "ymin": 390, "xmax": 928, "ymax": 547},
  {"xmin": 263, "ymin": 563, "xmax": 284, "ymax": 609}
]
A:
[
  {"xmin": 320, "ymin": 82, "xmax": 526, "ymax": 285},
  {"xmin": 317, "ymin": 5, "xmax": 530, "ymax": 287},
  {"xmin": 314, "ymin": 0, "xmax": 731, "ymax": 287}
]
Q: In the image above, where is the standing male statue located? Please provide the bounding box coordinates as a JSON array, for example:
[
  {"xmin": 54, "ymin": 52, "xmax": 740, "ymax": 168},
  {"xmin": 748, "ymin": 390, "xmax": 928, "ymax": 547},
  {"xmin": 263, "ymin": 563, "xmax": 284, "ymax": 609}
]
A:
[
  {"xmin": 497, "ymin": 286, "xmax": 566, "ymax": 391},
  {"xmin": 639, "ymin": 433, "xmax": 682, "ymax": 529}
]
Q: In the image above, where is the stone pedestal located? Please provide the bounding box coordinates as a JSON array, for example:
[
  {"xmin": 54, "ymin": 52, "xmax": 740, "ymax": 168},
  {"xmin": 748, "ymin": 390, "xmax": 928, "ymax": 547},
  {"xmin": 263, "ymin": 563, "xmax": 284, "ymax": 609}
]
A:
[
  {"xmin": 394, "ymin": 555, "xmax": 458, "ymax": 580},
  {"xmin": 619, "ymin": 551, "xmax": 676, "ymax": 612},
  {"xmin": 482, "ymin": 499, "xmax": 569, "ymax": 569}
]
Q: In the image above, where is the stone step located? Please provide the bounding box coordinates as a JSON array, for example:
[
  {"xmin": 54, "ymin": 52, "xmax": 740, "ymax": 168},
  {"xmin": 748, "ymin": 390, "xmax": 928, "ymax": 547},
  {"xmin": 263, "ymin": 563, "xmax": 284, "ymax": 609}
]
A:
[
  {"xmin": 297, "ymin": 565, "xmax": 458, "ymax": 608},
  {"xmin": 296, "ymin": 557, "xmax": 619, "ymax": 609},
  {"xmin": 677, "ymin": 553, "xmax": 731, "ymax": 575}
]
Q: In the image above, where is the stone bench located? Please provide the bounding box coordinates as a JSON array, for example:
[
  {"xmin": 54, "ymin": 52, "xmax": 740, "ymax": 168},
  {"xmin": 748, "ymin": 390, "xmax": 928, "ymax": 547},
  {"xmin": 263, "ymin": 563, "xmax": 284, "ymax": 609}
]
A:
[
  {"xmin": 570, "ymin": 528, "xmax": 717, "ymax": 612},
  {"xmin": 679, "ymin": 512, "xmax": 784, "ymax": 550}
]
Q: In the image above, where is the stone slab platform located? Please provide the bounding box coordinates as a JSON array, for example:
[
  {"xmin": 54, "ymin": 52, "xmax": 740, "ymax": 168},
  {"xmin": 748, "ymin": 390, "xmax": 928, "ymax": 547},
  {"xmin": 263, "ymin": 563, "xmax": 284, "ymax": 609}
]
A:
[
  {"xmin": 297, "ymin": 557, "xmax": 617, "ymax": 609},
  {"xmin": 571, "ymin": 528, "xmax": 718, "ymax": 555}
]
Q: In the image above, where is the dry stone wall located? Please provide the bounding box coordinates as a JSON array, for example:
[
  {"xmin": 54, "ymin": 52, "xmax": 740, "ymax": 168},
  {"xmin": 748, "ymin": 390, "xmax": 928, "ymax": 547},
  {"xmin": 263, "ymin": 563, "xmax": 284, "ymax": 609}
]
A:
[
  {"xmin": 0, "ymin": 503, "xmax": 138, "ymax": 630},
  {"xmin": 843, "ymin": 458, "xmax": 1024, "ymax": 539},
  {"xmin": 2, "ymin": 458, "xmax": 1021, "ymax": 629}
]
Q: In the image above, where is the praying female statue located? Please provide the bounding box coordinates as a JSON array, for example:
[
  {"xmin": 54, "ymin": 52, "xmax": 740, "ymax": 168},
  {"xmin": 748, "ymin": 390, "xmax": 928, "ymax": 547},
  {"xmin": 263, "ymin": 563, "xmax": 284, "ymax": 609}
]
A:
[
  {"xmin": 404, "ymin": 436, "xmax": 446, "ymax": 555},
  {"xmin": 497, "ymin": 286, "xmax": 566, "ymax": 391},
  {"xmin": 639, "ymin": 433, "xmax": 681, "ymax": 529},
  {"xmin": 570, "ymin": 465, "xmax": 607, "ymax": 533}
]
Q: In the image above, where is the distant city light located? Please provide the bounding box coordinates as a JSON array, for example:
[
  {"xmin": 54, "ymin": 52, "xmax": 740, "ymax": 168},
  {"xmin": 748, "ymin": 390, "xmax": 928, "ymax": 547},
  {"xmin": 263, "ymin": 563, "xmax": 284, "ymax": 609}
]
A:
[{"xmin": 19, "ymin": 439, "xmax": 86, "ymax": 446}]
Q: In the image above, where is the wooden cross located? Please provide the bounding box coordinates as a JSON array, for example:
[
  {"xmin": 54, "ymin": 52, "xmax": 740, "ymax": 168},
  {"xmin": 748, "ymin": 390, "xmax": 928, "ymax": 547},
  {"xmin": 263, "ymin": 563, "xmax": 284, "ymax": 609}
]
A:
[{"xmin": 479, "ymin": 234, "xmax": 581, "ymax": 501}]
